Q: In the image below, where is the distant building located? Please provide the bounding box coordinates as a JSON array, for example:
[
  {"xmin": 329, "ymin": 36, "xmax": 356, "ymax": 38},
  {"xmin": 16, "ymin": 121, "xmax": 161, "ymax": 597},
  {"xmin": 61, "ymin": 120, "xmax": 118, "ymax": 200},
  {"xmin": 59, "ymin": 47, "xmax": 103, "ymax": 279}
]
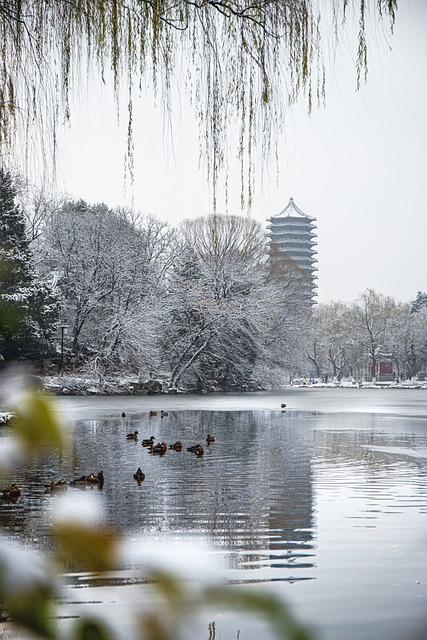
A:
[
  {"xmin": 366, "ymin": 356, "xmax": 396, "ymax": 383},
  {"xmin": 267, "ymin": 197, "xmax": 318, "ymax": 304}
]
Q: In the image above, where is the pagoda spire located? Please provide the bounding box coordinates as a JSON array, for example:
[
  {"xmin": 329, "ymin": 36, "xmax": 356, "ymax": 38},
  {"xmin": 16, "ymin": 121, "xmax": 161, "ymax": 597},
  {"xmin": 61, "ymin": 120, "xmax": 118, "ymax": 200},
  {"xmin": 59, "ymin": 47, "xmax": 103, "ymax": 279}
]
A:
[{"xmin": 277, "ymin": 197, "xmax": 308, "ymax": 218}]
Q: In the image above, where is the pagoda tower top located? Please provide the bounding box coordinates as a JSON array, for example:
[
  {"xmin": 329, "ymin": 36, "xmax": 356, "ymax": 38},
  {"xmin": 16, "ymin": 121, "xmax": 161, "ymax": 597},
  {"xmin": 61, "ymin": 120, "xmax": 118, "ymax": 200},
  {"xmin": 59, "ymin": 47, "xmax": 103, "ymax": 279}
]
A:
[{"xmin": 275, "ymin": 197, "xmax": 311, "ymax": 219}]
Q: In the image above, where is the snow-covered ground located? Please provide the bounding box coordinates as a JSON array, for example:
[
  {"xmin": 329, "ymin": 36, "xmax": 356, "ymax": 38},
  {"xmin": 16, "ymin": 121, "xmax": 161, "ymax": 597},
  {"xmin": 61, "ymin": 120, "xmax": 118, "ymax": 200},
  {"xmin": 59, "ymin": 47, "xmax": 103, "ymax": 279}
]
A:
[{"xmin": 288, "ymin": 378, "xmax": 427, "ymax": 390}]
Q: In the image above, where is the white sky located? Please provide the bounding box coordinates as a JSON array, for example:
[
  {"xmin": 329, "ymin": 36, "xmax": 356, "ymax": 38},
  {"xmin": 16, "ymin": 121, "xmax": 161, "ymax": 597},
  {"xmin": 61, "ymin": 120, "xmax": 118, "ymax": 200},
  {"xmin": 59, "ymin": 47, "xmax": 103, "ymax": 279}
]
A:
[{"xmin": 55, "ymin": 0, "xmax": 427, "ymax": 305}]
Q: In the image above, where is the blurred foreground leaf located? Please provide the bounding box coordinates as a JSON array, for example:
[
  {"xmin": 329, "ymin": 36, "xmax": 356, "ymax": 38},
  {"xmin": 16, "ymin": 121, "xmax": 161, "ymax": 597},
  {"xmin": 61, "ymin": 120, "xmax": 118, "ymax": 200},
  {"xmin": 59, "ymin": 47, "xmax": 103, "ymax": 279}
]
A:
[
  {"xmin": 55, "ymin": 522, "xmax": 119, "ymax": 572},
  {"xmin": 72, "ymin": 618, "xmax": 115, "ymax": 640},
  {"xmin": 11, "ymin": 392, "xmax": 69, "ymax": 454},
  {"xmin": 2, "ymin": 583, "xmax": 56, "ymax": 638},
  {"xmin": 0, "ymin": 540, "xmax": 57, "ymax": 639}
]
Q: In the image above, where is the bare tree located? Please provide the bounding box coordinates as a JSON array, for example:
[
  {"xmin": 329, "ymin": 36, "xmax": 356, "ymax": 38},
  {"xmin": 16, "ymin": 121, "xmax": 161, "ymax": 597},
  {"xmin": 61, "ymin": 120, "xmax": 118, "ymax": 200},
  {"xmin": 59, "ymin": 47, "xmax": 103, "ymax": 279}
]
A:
[{"xmin": 350, "ymin": 290, "xmax": 396, "ymax": 382}]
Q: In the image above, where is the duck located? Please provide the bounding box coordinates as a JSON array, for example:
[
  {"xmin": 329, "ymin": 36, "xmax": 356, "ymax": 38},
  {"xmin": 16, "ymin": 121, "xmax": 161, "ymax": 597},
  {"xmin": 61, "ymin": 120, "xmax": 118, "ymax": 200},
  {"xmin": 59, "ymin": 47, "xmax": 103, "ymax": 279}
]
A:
[
  {"xmin": 142, "ymin": 435, "xmax": 155, "ymax": 447},
  {"xmin": 161, "ymin": 410, "xmax": 169, "ymax": 417},
  {"xmin": 45, "ymin": 479, "xmax": 68, "ymax": 493},
  {"xmin": 152, "ymin": 442, "xmax": 167, "ymax": 455},
  {"xmin": 121, "ymin": 411, "xmax": 126, "ymax": 418},
  {"xmin": 186, "ymin": 445, "xmax": 198, "ymax": 453},
  {"xmin": 169, "ymin": 441, "xmax": 182, "ymax": 451},
  {"xmin": 69, "ymin": 474, "xmax": 88, "ymax": 485},
  {"xmin": 126, "ymin": 430, "xmax": 139, "ymax": 440},
  {"xmin": 133, "ymin": 467, "xmax": 145, "ymax": 482},
  {"xmin": 1, "ymin": 483, "xmax": 21, "ymax": 501},
  {"xmin": 149, "ymin": 411, "xmax": 157, "ymax": 417},
  {"xmin": 281, "ymin": 403, "xmax": 287, "ymax": 409},
  {"xmin": 86, "ymin": 473, "xmax": 100, "ymax": 484},
  {"xmin": 70, "ymin": 472, "xmax": 104, "ymax": 486},
  {"xmin": 206, "ymin": 434, "xmax": 216, "ymax": 444},
  {"xmin": 187, "ymin": 444, "xmax": 204, "ymax": 457}
]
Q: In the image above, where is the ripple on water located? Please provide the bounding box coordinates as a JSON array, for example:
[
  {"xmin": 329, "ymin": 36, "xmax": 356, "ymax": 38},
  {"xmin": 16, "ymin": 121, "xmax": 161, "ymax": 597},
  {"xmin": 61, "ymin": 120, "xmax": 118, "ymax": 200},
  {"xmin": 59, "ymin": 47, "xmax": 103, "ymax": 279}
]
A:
[{"xmin": 1, "ymin": 399, "xmax": 427, "ymax": 640}]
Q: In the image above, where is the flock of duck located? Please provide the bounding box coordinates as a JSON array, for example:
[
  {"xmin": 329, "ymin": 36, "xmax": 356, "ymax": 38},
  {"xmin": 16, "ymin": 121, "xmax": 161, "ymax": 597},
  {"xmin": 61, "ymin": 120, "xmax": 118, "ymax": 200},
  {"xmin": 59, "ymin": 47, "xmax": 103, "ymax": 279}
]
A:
[
  {"xmin": 126, "ymin": 421, "xmax": 216, "ymax": 477},
  {"xmin": 0, "ymin": 470, "xmax": 105, "ymax": 502},
  {"xmin": 1, "ymin": 411, "xmax": 216, "ymax": 501},
  {"xmin": 0, "ymin": 400, "xmax": 291, "ymax": 508},
  {"xmin": 122, "ymin": 409, "xmax": 216, "ymax": 479},
  {"xmin": 120, "ymin": 408, "xmax": 217, "ymax": 484},
  {"xmin": 0, "ymin": 403, "xmax": 289, "ymax": 505},
  {"xmin": 43, "ymin": 471, "xmax": 105, "ymax": 494},
  {"xmin": 1, "ymin": 402, "xmax": 289, "ymax": 506},
  {"xmin": 126, "ymin": 430, "xmax": 215, "ymax": 455}
]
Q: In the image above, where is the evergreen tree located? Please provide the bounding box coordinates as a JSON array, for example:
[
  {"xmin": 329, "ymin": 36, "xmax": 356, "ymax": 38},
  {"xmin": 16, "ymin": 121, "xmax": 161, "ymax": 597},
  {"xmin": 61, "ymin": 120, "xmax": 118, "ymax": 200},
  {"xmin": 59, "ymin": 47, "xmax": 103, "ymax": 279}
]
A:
[
  {"xmin": 411, "ymin": 291, "xmax": 427, "ymax": 313},
  {"xmin": 0, "ymin": 169, "xmax": 59, "ymax": 362}
]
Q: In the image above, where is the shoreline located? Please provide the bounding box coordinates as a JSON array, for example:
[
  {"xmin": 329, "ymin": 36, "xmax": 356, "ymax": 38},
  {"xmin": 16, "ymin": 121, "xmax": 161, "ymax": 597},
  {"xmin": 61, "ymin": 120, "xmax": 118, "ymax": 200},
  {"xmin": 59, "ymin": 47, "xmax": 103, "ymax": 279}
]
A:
[
  {"xmin": 4, "ymin": 374, "xmax": 427, "ymax": 401},
  {"xmin": 37, "ymin": 374, "xmax": 426, "ymax": 396}
]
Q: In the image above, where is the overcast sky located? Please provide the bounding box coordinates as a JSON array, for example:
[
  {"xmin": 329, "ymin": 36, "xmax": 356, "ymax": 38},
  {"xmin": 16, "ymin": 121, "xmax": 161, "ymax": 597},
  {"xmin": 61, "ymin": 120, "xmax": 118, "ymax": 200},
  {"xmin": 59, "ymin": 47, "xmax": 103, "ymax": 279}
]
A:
[{"xmin": 56, "ymin": 0, "xmax": 427, "ymax": 305}]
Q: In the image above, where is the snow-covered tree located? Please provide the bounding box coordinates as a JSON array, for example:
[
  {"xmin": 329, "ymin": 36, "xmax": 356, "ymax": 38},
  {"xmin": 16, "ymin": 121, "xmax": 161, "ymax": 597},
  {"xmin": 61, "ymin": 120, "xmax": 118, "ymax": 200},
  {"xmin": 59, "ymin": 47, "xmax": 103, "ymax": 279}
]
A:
[
  {"xmin": 408, "ymin": 292, "xmax": 427, "ymax": 377},
  {"xmin": 0, "ymin": 169, "xmax": 60, "ymax": 361},
  {"xmin": 43, "ymin": 202, "xmax": 172, "ymax": 375},
  {"xmin": 410, "ymin": 308, "xmax": 427, "ymax": 376},
  {"xmin": 162, "ymin": 213, "xmax": 306, "ymax": 390},
  {"xmin": 311, "ymin": 302, "xmax": 357, "ymax": 381},
  {"xmin": 349, "ymin": 289, "xmax": 397, "ymax": 382},
  {"xmin": 388, "ymin": 304, "xmax": 427, "ymax": 379},
  {"xmin": 162, "ymin": 214, "xmax": 267, "ymax": 389},
  {"xmin": 260, "ymin": 251, "xmax": 311, "ymax": 378},
  {"xmin": 411, "ymin": 291, "xmax": 427, "ymax": 313}
]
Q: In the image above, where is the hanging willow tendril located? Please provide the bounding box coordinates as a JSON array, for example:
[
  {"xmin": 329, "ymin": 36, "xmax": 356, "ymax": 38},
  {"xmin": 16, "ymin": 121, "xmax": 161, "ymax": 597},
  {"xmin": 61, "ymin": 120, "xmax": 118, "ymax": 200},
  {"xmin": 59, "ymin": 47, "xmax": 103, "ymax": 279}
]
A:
[{"xmin": 0, "ymin": 0, "xmax": 397, "ymax": 209}]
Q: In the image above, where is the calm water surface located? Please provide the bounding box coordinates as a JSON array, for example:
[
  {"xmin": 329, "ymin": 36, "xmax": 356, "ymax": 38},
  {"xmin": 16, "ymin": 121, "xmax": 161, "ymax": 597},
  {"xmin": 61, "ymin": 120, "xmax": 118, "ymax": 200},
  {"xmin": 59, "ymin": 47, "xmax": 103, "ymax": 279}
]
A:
[{"xmin": 1, "ymin": 388, "xmax": 427, "ymax": 639}]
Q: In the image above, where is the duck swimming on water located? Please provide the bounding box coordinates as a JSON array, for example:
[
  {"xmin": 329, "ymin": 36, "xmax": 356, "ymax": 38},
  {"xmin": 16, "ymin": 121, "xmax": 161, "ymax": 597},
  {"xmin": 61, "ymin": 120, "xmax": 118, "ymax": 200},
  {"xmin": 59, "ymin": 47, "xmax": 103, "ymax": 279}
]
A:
[
  {"xmin": 1, "ymin": 484, "xmax": 21, "ymax": 502},
  {"xmin": 45, "ymin": 479, "xmax": 67, "ymax": 493},
  {"xmin": 151, "ymin": 442, "xmax": 167, "ymax": 455},
  {"xmin": 70, "ymin": 471, "xmax": 104, "ymax": 487},
  {"xmin": 187, "ymin": 444, "xmax": 204, "ymax": 457},
  {"xmin": 133, "ymin": 467, "xmax": 145, "ymax": 482},
  {"xmin": 126, "ymin": 431, "xmax": 139, "ymax": 440}
]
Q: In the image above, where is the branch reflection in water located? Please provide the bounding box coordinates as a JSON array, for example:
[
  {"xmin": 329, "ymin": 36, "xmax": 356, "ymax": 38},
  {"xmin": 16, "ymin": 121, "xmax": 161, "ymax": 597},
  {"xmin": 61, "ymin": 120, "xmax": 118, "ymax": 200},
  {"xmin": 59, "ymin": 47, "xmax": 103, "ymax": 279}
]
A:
[{"xmin": 1, "ymin": 389, "xmax": 427, "ymax": 639}]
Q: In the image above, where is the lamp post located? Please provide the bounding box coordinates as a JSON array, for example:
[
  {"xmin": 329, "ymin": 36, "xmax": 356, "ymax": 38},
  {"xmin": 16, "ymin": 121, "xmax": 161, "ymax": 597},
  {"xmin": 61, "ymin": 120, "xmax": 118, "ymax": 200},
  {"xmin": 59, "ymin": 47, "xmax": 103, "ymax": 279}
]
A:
[{"xmin": 59, "ymin": 325, "xmax": 68, "ymax": 376}]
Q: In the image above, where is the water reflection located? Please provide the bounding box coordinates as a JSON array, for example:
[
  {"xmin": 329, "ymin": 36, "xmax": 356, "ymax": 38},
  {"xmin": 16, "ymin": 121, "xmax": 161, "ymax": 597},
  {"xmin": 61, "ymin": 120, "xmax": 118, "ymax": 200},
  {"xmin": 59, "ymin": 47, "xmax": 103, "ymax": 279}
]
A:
[
  {"xmin": 0, "ymin": 409, "xmax": 317, "ymax": 582},
  {"xmin": 1, "ymin": 394, "xmax": 427, "ymax": 640},
  {"xmin": 2, "ymin": 407, "xmax": 427, "ymax": 563}
]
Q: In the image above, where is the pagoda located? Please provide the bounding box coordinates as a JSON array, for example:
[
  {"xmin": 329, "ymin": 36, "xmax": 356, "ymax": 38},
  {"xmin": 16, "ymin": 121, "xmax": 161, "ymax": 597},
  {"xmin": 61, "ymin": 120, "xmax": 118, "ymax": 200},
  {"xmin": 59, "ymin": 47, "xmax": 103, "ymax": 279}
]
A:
[{"xmin": 267, "ymin": 197, "xmax": 318, "ymax": 303}]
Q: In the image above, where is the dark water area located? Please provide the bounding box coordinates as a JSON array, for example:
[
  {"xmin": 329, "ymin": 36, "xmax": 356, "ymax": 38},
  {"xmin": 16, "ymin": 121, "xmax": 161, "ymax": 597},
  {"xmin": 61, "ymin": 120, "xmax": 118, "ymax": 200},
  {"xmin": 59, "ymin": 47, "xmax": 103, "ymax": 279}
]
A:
[{"xmin": 1, "ymin": 388, "xmax": 427, "ymax": 640}]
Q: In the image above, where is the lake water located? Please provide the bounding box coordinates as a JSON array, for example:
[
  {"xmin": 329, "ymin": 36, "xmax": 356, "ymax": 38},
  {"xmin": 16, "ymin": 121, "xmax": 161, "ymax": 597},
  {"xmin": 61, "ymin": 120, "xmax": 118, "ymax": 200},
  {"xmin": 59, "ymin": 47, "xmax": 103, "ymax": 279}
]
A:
[{"xmin": 1, "ymin": 388, "xmax": 427, "ymax": 640}]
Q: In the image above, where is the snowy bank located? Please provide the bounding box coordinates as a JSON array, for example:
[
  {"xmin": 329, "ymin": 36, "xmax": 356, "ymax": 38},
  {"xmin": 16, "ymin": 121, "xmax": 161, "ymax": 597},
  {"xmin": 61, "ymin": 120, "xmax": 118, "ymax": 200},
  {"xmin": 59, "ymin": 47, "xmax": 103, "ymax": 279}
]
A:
[{"xmin": 35, "ymin": 375, "xmax": 170, "ymax": 396}]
